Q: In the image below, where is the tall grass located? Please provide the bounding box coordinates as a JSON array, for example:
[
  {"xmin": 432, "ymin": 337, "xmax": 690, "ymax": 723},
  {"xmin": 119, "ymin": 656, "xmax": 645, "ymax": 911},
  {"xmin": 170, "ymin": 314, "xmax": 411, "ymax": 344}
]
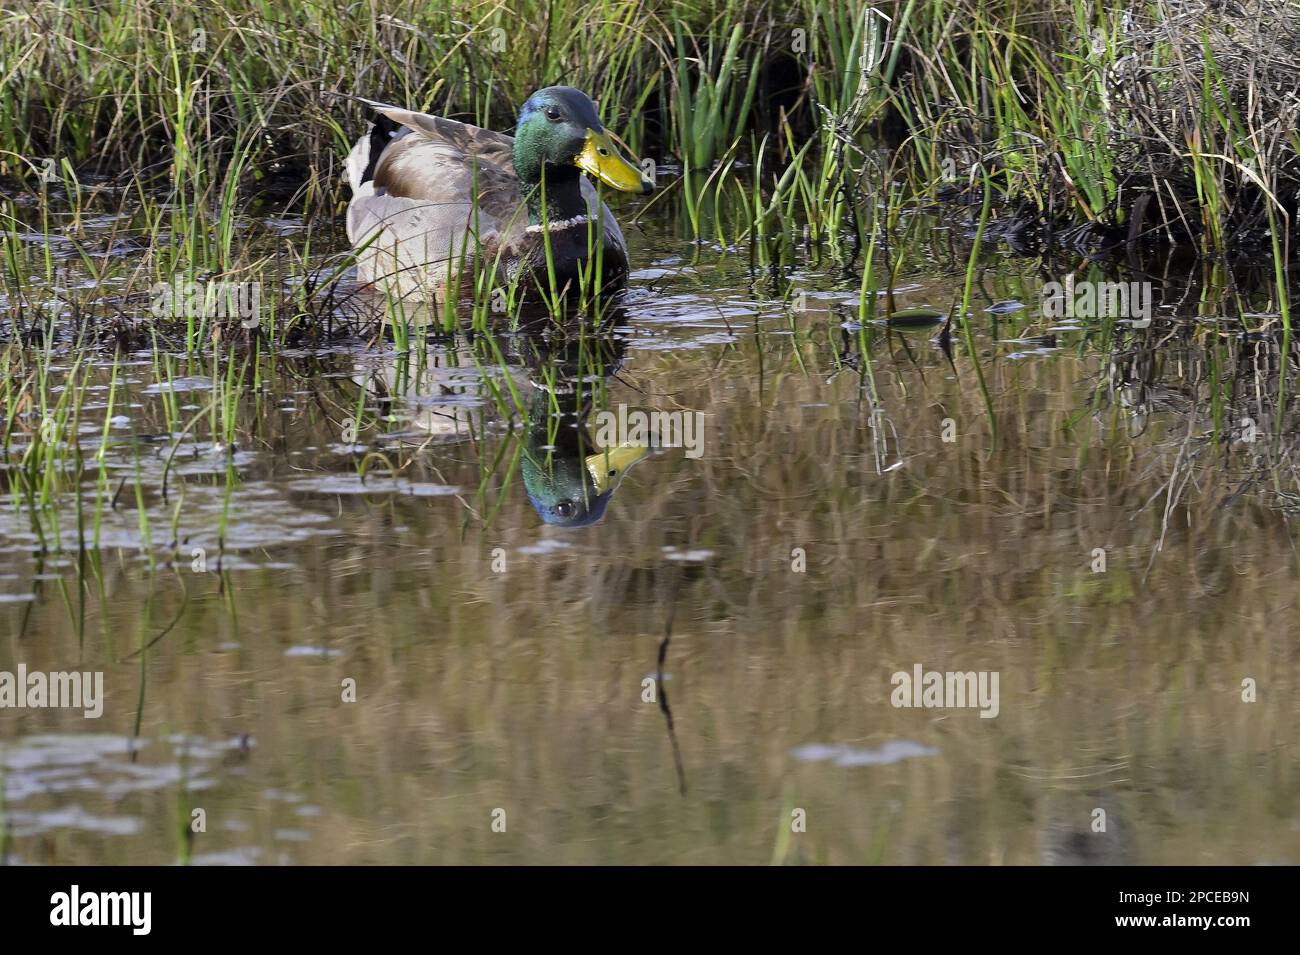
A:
[{"xmin": 6, "ymin": 0, "xmax": 1300, "ymax": 482}]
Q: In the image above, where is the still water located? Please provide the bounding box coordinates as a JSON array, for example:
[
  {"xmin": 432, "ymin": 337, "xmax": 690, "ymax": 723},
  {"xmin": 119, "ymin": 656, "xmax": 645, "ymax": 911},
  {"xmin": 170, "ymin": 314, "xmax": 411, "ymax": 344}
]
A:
[{"xmin": 2, "ymin": 195, "xmax": 1298, "ymax": 865}]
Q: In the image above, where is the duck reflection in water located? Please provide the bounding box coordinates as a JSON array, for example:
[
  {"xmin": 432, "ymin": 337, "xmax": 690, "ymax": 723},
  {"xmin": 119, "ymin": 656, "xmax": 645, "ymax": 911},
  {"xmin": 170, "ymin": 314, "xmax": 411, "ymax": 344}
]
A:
[{"xmin": 517, "ymin": 328, "xmax": 651, "ymax": 527}]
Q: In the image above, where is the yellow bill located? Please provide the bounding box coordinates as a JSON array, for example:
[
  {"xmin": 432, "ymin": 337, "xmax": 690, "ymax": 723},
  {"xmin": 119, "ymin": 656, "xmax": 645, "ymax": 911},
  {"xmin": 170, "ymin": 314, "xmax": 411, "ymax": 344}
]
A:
[
  {"xmin": 586, "ymin": 443, "xmax": 651, "ymax": 494},
  {"xmin": 576, "ymin": 129, "xmax": 653, "ymax": 194}
]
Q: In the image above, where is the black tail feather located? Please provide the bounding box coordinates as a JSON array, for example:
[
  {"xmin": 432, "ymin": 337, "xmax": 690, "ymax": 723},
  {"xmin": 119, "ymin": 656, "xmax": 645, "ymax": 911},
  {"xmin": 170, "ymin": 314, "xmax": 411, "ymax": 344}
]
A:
[{"xmin": 359, "ymin": 113, "xmax": 404, "ymax": 186}]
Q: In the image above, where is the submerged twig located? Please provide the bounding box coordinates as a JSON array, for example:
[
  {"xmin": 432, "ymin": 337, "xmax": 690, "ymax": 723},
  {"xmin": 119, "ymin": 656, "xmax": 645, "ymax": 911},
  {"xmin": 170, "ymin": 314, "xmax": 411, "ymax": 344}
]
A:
[{"xmin": 657, "ymin": 579, "xmax": 687, "ymax": 797}]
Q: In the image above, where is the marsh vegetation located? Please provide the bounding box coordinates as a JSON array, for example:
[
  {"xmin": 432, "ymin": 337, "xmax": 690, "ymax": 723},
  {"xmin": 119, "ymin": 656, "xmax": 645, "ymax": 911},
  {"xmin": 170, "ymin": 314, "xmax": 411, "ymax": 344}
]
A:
[{"xmin": 1, "ymin": 1, "xmax": 1298, "ymax": 865}]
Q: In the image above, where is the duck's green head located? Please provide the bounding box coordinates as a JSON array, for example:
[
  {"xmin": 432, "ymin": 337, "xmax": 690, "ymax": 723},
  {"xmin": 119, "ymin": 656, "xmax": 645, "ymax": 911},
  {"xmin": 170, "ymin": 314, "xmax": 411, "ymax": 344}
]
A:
[{"xmin": 513, "ymin": 86, "xmax": 653, "ymax": 197}]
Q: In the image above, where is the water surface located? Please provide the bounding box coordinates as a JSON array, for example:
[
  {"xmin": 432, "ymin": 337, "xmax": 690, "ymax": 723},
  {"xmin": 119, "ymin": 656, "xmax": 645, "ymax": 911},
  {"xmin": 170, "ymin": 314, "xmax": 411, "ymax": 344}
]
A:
[{"xmin": 2, "ymin": 195, "xmax": 1298, "ymax": 865}]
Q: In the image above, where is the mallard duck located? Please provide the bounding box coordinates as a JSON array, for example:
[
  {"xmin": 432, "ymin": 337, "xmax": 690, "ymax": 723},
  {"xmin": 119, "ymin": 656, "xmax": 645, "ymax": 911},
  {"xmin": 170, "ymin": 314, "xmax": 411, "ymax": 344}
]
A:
[{"xmin": 345, "ymin": 86, "xmax": 652, "ymax": 300}]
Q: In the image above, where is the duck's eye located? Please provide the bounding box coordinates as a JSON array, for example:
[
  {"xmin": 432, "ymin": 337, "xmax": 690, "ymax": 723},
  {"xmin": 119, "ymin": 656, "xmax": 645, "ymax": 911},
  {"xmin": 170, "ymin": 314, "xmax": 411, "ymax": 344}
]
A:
[
  {"xmin": 544, "ymin": 106, "xmax": 562, "ymax": 122},
  {"xmin": 555, "ymin": 499, "xmax": 577, "ymax": 518}
]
